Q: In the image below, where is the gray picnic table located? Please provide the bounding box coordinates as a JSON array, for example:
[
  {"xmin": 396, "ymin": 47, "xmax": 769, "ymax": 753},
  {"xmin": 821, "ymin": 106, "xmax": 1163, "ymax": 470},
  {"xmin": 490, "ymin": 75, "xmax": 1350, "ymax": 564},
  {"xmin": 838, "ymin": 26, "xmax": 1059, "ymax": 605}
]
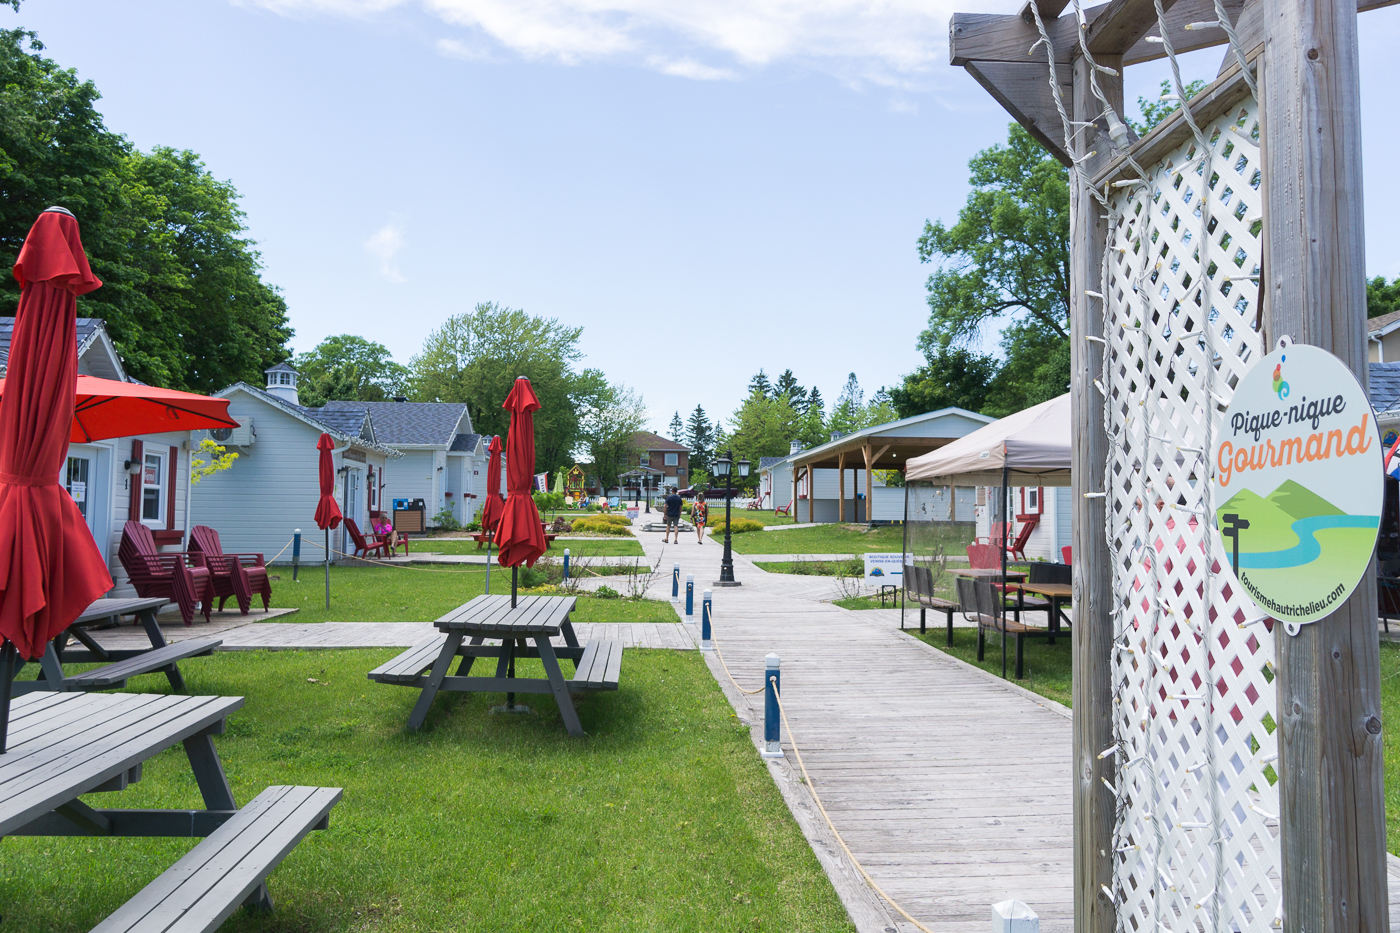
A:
[
  {"xmin": 0, "ymin": 691, "xmax": 341, "ymax": 931},
  {"xmin": 368, "ymin": 593, "xmax": 623, "ymax": 737},
  {"xmin": 12, "ymin": 597, "xmax": 220, "ymax": 696}
]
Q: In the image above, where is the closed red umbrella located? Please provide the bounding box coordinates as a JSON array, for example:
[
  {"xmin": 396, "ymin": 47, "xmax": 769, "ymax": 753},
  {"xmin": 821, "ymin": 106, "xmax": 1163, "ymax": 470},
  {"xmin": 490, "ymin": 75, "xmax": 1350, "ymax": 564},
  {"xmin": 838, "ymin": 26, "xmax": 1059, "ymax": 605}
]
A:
[
  {"xmin": 0, "ymin": 208, "xmax": 115, "ymax": 753},
  {"xmin": 495, "ymin": 377, "xmax": 547, "ymax": 584},
  {"xmin": 481, "ymin": 434, "xmax": 504, "ymax": 534},
  {"xmin": 0, "ymin": 374, "xmax": 238, "ymax": 442},
  {"xmin": 314, "ymin": 433, "xmax": 342, "ymax": 610}
]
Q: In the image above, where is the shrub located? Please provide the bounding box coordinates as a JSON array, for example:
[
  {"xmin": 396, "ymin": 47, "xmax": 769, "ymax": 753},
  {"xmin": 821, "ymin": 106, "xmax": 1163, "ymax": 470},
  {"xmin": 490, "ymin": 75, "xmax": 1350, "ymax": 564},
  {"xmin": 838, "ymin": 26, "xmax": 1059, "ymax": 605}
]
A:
[
  {"xmin": 518, "ymin": 566, "xmax": 548, "ymax": 588},
  {"xmin": 710, "ymin": 517, "xmax": 763, "ymax": 536},
  {"xmin": 433, "ymin": 506, "xmax": 462, "ymax": 531},
  {"xmin": 570, "ymin": 516, "xmax": 633, "ymax": 535},
  {"xmin": 594, "ymin": 585, "xmax": 622, "ymax": 600}
]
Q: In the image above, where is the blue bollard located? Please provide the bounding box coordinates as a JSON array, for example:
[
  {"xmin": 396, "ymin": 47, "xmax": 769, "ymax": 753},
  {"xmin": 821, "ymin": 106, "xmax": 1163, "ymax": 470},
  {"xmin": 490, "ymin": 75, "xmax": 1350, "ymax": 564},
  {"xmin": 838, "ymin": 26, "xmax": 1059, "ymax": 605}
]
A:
[
  {"xmin": 701, "ymin": 589, "xmax": 713, "ymax": 651},
  {"xmin": 761, "ymin": 653, "xmax": 783, "ymax": 758},
  {"xmin": 685, "ymin": 575, "xmax": 694, "ymax": 620},
  {"xmin": 563, "ymin": 548, "xmax": 570, "ymax": 581},
  {"xmin": 671, "ymin": 563, "xmax": 680, "ymax": 602},
  {"xmin": 292, "ymin": 529, "xmax": 302, "ymax": 582}
]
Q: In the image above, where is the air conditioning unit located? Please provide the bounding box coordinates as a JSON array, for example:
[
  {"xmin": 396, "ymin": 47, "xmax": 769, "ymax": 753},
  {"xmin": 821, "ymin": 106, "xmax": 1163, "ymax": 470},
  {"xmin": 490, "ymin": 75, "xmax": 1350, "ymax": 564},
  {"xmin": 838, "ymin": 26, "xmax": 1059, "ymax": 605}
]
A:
[{"xmin": 208, "ymin": 417, "xmax": 254, "ymax": 447}]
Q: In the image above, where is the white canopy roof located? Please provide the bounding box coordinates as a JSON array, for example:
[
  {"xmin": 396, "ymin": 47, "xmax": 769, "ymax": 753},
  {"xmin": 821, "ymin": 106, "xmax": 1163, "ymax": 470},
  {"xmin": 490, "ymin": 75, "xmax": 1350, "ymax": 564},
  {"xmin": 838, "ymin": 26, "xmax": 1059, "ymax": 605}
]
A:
[{"xmin": 903, "ymin": 393, "xmax": 1071, "ymax": 486}]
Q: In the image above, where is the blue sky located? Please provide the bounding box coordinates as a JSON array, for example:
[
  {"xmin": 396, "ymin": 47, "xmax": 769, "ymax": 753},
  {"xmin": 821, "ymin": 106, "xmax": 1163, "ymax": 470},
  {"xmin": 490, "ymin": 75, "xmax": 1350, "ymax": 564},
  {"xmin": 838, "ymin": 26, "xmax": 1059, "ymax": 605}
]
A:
[{"xmin": 9, "ymin": 1, "xmax": 1400, "ymax": 434}]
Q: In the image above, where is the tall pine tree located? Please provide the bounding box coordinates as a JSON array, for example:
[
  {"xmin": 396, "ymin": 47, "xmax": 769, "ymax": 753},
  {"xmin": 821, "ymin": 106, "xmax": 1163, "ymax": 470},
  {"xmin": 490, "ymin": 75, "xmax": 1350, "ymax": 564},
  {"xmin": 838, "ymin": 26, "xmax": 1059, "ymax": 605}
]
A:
[
  {"xmin": 686, "ymin": 405, "xmax": 714, "ymax": 480},
  {"xmin": 747, "ymin": 369, "xmax": 772, "ymax": 398},
  {"xmin": 668, "ymin": 411, "xmax": 684, "ymax": 441},
  {"xmin": 774, "ymin": 369, "xmax": 804, "ymax": 410}
]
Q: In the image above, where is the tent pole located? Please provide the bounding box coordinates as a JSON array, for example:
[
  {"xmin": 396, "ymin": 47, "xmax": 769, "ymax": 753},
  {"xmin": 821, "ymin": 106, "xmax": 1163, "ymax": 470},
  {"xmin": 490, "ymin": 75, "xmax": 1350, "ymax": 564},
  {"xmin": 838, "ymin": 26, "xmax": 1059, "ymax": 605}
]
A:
[
  {"xmin": 901, "ymin": 483, "xmax": 908, "ymax": 632},
  {"xmin": 1001, "ymin": 464, "xmax": 1009, "ymax": 680},
  {"xmin": 324, "ymin": 528, "xmax": 330, "ymax": 610},
  {"xmin": 0, "ymin": 640, "xmax": 15, "ymax": 754}
]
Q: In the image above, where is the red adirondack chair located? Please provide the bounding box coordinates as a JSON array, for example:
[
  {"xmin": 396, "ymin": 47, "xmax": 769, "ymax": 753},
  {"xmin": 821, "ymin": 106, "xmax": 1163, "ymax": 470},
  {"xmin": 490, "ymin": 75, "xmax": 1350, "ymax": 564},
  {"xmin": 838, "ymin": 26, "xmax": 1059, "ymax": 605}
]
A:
[
  {"xmin": 1006, "ymin": 516, "xmax": 1038, "ymax": 562},
  {"xmin": 189, "ymin": 525, "xmax": 271, "ymax": 615},
  {"xmin": 344, "ymin": 517, "xmax": 393, "ymax": 559},
  {"xmin": 117, "ymin": 521, "xmax": 213, "ymax": 625},
  {"xmin": 966, "ymin": 543, "xmax": 1003, "ymax": 570}
]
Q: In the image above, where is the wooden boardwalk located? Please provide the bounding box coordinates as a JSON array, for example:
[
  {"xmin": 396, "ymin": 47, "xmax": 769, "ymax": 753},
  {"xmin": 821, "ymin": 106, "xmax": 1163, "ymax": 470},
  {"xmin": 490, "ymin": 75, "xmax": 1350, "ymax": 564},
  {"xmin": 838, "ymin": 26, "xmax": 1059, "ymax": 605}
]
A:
[{"xmin": 635, "ymin": 524, "xmax": 1073, "ymax": 933}]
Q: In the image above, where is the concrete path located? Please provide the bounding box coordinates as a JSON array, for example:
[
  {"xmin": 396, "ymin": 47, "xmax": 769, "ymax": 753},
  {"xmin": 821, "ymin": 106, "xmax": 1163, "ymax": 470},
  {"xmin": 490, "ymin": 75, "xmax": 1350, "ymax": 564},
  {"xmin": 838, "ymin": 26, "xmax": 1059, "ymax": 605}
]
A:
[{"xmin": 627, "ymin": 517, "xmax": 1074, "ymax": 933}]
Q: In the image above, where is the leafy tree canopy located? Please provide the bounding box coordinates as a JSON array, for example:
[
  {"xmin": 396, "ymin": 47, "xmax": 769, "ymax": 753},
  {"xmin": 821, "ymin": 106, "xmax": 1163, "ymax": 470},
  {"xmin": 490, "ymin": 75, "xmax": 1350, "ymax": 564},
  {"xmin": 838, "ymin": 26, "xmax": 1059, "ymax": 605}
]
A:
[
  {"xmin": 0, "ymin": 29, "xmax": 292, "ymax": 392},
  {"xmin": 716, "ymin": 390, "xmax": 797, "ymax": 487},
  {"xmin": 1369, "ymin": 276, "xmax": 1400, "ymax": 319},
  {"xmin": 1131, "ymin": 79, "xmax": 1206, "ymax": 136},
  {"xmin": 686, "ymin": 405, "xmax": 715, "ymax": 483},
  {"xmin": 295, "ymin": 334, "xmax": 408, "ymax": 407},
  {"xmin": 407, "ymin": 302, "xmax": 585, "ymax": 474},
  {"xmin": 573, "ymin": 373, "xmax": 647, "ymax": 493}
]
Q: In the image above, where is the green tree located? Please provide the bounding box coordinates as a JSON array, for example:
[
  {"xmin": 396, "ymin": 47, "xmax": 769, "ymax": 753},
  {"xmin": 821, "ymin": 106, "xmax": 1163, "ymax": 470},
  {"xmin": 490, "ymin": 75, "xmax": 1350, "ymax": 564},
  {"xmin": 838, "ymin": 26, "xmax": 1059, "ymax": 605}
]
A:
[
  {"xmin": 774, "ymin": 369, "xmax": 804, "ymax": 411},
  {"xmin": 747, "ymin": 369, "xmax": 771, "ymax": 398},
  {"xmin": 828, "ymin": 373, "xmax": 865, "ymax": 436},
  {"xmin": 1131, "ymin": 78, "xmax": 1206, "ymax": 136},
  {"xmin": 575, "ymin": 380, "xmax": 647, "ymax": 493},
  {"xmin": 865, "ymin": 388, "xmax": 897, "ymax": 427},
  {"xmin": 719, "ymin": 390, "xmax": 798, "ymax": 487},
  {"xmin": 407, "ymin": 302, "xmax": 583, "ymax": 474},
  {"xmin": 668, "ymin": 410, "xmax": 684, "ymax": 441},
  {"xmin": 686, "ymin": 405, "xmax": 714, "ymax": 480},
  {"xmin": 888, "ymin": 346, "xmax": 998, "ymax": 418},
  {"xmin": 912, "ymin": 123, "xmax": 1070, "ymax": 417},
  {"xmin": 796, "ymin": 388, "xmax": 826, "ymax": 450},
  {"xmin": 295, "ymin": 334, "xmax": 408, "ymax": 407},
  {"xmin": 0, "ymin": 30, "xmax": 292, "ymax": 392},
  {"xmin": 1368, "ymin": 276, "xmax": 1400, "ymax": 319}
]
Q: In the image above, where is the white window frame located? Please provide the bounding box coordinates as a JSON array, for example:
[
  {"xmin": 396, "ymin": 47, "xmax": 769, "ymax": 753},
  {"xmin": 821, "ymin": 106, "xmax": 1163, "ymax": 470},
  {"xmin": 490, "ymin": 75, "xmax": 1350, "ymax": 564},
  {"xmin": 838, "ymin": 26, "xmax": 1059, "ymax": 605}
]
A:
[
  {"xmin": 664, "ymin": 452, "xmax": 678, "ymax": 466},
  {"xmin": 141, "ymin": 449, "xmax": 166, "ymax": 528}
]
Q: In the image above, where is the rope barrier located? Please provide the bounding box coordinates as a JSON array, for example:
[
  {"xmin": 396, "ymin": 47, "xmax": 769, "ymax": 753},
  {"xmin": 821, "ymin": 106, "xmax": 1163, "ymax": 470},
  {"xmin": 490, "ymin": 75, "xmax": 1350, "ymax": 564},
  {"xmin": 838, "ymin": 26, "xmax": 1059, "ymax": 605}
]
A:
[
  {"xmin": 710, "ymin": 642, "xmax": 768, "ymax": 695},
  {"xmin": 770, "ymin": 679, "xmax": 937, "ymax": 933}
]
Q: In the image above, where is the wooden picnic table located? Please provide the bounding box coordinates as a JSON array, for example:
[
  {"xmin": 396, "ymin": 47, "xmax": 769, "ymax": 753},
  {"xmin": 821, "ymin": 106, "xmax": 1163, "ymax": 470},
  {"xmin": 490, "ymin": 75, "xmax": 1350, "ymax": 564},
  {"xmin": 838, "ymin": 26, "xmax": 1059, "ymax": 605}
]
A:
[
  {"xmin": 1004, "ymin": 581, "xmax": 1073, "ymax": 639},
  {"xmin": 1, "ymin": 691, "xmax": 341, "ymax": 929},
  {"xmin": 947, "ymin": 567, "xmax": 1028, "ymax": 581},
  {"xmin": 13, "ymin": 597, "xmax": 220, "ymax": 696},
  {"xmin": 368, "ymin": 593, "xmax": 622, "ymax": 737}
]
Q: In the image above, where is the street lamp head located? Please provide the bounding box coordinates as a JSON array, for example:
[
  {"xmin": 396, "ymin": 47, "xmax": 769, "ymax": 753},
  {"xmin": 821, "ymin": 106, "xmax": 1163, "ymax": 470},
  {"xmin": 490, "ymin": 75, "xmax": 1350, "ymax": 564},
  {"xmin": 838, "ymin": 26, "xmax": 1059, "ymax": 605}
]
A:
[
  {"xmin": 737, "ymin": 457, "xmax": 751, "ymax": 478},
  {"xmin": 714, "ymin": 453, "xmax": 732, "ymax": 478}
]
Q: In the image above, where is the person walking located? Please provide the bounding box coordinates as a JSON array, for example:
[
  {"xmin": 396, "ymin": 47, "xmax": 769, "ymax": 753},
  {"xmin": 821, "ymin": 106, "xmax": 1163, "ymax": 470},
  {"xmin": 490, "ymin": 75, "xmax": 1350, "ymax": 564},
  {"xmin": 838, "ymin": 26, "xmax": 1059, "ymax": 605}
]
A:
[
  {"xmin": 692, "ymin": 493, "xmax": 709, "ymax": 544},
  {"xmin": 662, "ymin": 486, "xmax": 683, "ymax": 543}
]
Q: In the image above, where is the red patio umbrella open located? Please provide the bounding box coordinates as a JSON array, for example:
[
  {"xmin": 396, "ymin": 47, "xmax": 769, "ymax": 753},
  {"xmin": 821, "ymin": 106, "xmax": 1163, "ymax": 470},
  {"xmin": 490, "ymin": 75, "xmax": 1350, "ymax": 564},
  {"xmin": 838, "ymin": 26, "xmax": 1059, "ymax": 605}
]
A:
[
  {"xmin": 0, "ymin": 208, "xmax": 116, "ymax": 753},
  {"xmin": 314, "ymin": 433, "xmax": 342, "ymax": 610},
  {"xmin": 495, "ymin": 377, "xmax": 547, "ymax": 605},
  {"xmin": 0, "ymin": 374, "xmax": 238, "ymax": 442}
]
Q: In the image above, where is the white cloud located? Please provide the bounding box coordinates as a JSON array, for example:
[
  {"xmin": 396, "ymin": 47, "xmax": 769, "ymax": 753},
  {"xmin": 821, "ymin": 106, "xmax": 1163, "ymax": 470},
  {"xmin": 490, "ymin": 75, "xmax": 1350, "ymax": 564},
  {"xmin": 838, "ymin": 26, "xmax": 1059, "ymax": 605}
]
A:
[
  {"xmin": 239, "ymin": 0, "xmax": 963, "ymax": 84},
  {"xmin": 364, "ymin": 222, "xmax": 407, "ymax": 282}
]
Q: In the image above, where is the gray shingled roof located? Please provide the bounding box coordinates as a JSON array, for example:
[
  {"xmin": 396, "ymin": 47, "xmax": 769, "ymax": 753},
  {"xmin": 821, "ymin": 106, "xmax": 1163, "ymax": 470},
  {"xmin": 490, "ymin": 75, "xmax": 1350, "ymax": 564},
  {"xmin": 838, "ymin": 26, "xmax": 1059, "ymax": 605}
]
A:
[
  {"xmin": 1371, "ymin": 363, "xmax": 1400, "ymax": 413},
  {"xmin": 320, "ymin": 400, "xmax": 467, "ymax": 446},
  {"xmin": 303, "ymin": 405, "xmax": 374, "ymax": 441},
  {"xmin": 450, "ymin": 432, "xmax": 482, "ymax": 453},
  {"xmin": 758, "ymin": 456, "xmax": 785, "ymax": 470},
  {"xmin": 0, "ymin": 317, "xmax": 103, "ymax": 368}
]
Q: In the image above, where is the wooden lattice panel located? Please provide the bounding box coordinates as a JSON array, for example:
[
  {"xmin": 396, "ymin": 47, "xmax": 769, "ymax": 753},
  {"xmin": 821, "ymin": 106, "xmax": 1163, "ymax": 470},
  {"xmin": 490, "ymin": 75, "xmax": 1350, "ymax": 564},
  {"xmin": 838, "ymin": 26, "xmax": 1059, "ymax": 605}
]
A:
[{"xmin": 1103, "ymin": 94, "xmax": 1280, "ymax": 933}]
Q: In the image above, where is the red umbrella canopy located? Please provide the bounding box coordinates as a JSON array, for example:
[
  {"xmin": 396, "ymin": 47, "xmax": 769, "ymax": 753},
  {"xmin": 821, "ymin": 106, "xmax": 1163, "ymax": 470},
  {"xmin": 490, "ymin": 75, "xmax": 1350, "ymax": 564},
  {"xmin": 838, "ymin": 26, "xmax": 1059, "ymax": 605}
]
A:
[
  {"xmin": 0, "ymin": 209, "xmax": 114, "ymax": 659},
  {"xmin": 495, "ymin": 377, "xmax": 547, "ymax": 568},
  {"xmin": 0, "ymin": 374, "xmax": 238, "ymax": 443},
  {"xmin": 314, "ymin": 433, "xmax": 343, "ymax": 531},
  {"xmin": 481, "ymin": 434, "xmax": 504, "ymax": 533}
]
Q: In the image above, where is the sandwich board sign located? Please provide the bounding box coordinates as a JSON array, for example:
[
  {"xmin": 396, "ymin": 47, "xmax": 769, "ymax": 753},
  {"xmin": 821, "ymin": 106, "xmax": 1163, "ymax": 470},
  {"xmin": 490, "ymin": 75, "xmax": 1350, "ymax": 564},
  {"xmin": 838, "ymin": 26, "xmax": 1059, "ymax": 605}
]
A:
[
  {"xmin": 864, "ymin": 553, "xmax": 904, "ymax": 583},
  {"xmin": 1213, "ymin": 340, "xmax": 1382, "ymax": 633}
]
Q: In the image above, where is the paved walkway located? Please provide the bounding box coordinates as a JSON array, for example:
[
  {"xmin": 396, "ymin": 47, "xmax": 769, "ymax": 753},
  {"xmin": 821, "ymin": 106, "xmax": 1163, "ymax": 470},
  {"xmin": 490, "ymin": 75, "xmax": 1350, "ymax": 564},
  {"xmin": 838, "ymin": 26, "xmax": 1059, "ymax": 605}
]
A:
[{"xmin": 626, "ymin": 520, "xmax": 1073, "ymax": 933}]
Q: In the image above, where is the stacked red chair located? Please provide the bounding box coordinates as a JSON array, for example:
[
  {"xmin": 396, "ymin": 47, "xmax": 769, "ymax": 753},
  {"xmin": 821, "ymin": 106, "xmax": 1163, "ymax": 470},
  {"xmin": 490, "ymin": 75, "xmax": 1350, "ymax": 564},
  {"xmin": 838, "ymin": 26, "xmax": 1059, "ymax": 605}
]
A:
[
  {"xmin": 189, "ymin": 524, "xmax": 272, "ymax": 614},
  {"xmin": 117, "ymin": 521, "xmax": 213, "ymax": 625}
]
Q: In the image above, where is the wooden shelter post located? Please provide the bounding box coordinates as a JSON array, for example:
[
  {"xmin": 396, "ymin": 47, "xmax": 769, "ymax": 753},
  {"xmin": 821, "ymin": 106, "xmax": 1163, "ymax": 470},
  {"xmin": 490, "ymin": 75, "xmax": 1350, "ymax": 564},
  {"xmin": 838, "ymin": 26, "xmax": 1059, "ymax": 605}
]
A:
[
  {"xmin": 1261, "ymin": 1, "xmax": 1388, "ymax": 926},
  {"xmin": 1069, "ymin": 47, "xmax": 1119, "ymax": 933},
  {"xmin": 838, "ymin": 452, "xmax": 846, "ymax": 522}
]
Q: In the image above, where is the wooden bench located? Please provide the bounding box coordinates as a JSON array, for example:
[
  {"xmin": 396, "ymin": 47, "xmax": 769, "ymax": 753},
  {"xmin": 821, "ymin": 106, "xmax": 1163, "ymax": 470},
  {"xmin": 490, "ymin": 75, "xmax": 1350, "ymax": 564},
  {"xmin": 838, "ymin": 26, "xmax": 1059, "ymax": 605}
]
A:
[
  {"xmin": 903, "ymin": 564, "xmax": 958, "ymax": 644},
  {"xmin": 955, "ymin": 577, "xmax": 1051, "ymax": 680},
  {"xmin": 91, "ymin": 784, "xmax": 342, "ymax": 933},
  {"xmin": 18, "ymin": 637, "xmax": 221, "ymax": 696},
  {"xmin": 369, "ymin": 635, "xmax": 622, "ymax": 693},
  {"xmin": 470, "ymin": 531, "xmax": 559, "ymax": 550}
]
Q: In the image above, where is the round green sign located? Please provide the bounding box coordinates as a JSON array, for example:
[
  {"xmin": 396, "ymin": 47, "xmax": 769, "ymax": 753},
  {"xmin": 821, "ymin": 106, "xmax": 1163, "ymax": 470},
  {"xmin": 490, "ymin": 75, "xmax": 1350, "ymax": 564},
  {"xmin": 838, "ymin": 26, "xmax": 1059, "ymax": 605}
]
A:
[{"xmin": 1213, "ymin": 340, "xmax": 1382, "ymax": 632}]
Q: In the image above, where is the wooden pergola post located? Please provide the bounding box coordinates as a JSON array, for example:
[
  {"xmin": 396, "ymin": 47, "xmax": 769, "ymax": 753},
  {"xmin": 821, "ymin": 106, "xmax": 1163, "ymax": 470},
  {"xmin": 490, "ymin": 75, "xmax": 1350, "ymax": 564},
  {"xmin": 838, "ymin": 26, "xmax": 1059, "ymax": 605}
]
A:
[
  {"xmin": 1261, "ymin": 1, "xmax": 1388, "ymax": 926},
  {"xmin": 838, "ymin": 452, "xmax": 846, "ymax": 522},
  {"xmin": 808, "ymin": 465, "xmax": 815, "ymax": 524}
]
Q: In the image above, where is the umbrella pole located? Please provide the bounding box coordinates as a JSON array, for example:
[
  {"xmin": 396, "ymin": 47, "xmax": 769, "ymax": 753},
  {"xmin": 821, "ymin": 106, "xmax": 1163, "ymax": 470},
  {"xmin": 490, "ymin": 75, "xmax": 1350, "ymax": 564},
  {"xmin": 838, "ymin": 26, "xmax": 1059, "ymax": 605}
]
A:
[
  {"xmin": 511, "ymin": 565, "xmax": 518, "ymax": 609},
  {"xmin": 0, "ymin": 640, "xmax": 16, "ymax": 754},
  {"xmin": 325, "ymin": 529, "xmax": 331, "ymax": 611}
]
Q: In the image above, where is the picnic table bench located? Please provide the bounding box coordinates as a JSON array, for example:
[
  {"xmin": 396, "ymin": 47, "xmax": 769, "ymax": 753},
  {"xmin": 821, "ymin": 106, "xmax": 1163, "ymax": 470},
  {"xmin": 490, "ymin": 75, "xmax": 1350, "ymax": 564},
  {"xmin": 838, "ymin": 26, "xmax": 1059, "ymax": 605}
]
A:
[
  {"xmin": 1, "ymin": 691, "xmax": 341, "ymax": 930},
  {"xmin": 368, "ymin": 594, "xmax": 621, "ymax": 736},
  {"xmin": 12, "ymin": 597, "xmax": 220, "ymax": 696},
  {"xmin": 903, "ymin": 564, "xmax": 959, "ymax": 644},
  {"xmin": 469, "ymin": 529, "xmax": 559, "ymax": 549}
]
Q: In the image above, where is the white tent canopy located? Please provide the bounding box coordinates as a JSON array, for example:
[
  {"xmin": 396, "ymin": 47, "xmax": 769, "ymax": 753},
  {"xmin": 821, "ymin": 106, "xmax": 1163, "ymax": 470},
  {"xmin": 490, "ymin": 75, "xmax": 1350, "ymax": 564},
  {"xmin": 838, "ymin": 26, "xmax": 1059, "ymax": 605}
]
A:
[{"xmin": 903, "ymin": 393, "xmax": 1071, "ymax": 487}]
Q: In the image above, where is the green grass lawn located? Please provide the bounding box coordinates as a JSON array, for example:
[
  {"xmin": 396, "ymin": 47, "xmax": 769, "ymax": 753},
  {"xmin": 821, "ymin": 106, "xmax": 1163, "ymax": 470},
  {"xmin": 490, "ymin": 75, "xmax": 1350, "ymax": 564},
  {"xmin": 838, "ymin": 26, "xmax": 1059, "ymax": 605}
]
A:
[
  {"xmin": 728, "ymin": 523, "xmax": 906, "ymax": 555},
  {"xmin": 753, "ymin": 558, "xmax": 863, "ymax": 576},
  {"xmin": 693, "ymin": 508, "xmax": 797, "ymax": 527},
  {"xmin": 267, "ymin": 565, "xmax": 676, "ymax": 625},
  {"xmin": 911, "ymin": 625, "xmax": 1073, "ymax": 708},
  {"xmin": 417, "ymin": 538, "xmax": 645, "ymax": 557},
  {"xmin": 2, "ymin": 649, "xmax": 855, "ymax": 933}
]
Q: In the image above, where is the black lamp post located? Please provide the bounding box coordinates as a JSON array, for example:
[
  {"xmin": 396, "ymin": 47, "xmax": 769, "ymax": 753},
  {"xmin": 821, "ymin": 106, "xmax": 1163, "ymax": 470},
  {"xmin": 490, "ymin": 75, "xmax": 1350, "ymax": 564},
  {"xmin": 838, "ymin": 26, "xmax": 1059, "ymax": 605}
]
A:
[
  {"xmin": 644, "ymin": 472, "xmax": 651, "ymax": 513},
  {"xmin": 715, "ymin": 449, "xmax": 750, "ymax": 586}
]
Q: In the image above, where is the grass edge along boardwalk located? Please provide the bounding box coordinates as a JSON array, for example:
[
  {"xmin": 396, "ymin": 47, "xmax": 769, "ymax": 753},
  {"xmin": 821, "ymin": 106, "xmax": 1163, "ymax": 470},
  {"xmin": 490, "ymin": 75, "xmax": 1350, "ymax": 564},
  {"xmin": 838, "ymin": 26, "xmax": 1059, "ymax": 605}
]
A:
[{"xmin": 0, "ymin": 648, "xmax": 856, "ymax": 933}]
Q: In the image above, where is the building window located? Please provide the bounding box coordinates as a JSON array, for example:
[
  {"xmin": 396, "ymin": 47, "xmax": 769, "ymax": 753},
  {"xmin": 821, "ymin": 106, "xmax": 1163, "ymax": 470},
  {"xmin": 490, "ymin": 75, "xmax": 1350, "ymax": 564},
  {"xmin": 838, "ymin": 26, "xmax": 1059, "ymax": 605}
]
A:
[
  {"xmin": 664, "ymin": 453, "xmax": 678, "ymax": 466},
  {"xmin": 639, "ymin": 453, "xmax": 650, "ymax": 465},
  {"xmin": 142, "ymin": 451, "xmax": 165, "ymax": 524}
]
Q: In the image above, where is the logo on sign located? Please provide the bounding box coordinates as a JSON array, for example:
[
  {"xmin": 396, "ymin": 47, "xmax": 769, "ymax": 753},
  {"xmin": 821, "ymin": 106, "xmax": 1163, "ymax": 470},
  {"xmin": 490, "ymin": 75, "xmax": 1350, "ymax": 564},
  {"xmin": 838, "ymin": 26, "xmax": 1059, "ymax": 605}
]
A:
[{"xmin": 1213, "ymin": 341, "xmax": 1382, "ymax": 631}]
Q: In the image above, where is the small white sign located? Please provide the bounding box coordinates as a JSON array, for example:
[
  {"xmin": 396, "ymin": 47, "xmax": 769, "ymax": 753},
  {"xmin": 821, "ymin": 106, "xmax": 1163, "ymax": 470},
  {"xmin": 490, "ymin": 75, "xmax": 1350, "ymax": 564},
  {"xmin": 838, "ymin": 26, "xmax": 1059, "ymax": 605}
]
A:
[
  {"xmin": 69, "ymin": 481, "xmax": 86, "ymax": 503},
  {"xmin": 863, "ymin": 552, "xmax": 904, "ymax": 582}
]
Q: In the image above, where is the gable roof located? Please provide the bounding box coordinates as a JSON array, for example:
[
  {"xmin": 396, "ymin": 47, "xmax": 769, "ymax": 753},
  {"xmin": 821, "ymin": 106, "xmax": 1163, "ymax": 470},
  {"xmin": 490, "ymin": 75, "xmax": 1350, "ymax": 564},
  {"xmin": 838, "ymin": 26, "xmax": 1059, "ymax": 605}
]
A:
[
  {"xmin": 758, "ymin": 456, "xmax": 785, "ymax": 470},
  {"xmin": 0, "ymin": 317, "xmax": 126, "ymax": 380},
  {"xmin": 214, "ymin": 382, "xmax": 400, "ymax": 456},
  {"xmin": 1370, "ymin": 309, "xmax": 1400, "ymax": 338},
  {"xmin": 450, "ymin": 432, "xmax": 483, "ymax": 453},
  {"xmin": 1371, "ymin": 362, "xmax": 1400, "ymax": 414},
  {"xmin": 633, "ymin": 430, "xmax": 689, "ymax": 452},
  {"xmin": 320, "ymin": 400, "xmax": 468, "ymax": 447}
]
